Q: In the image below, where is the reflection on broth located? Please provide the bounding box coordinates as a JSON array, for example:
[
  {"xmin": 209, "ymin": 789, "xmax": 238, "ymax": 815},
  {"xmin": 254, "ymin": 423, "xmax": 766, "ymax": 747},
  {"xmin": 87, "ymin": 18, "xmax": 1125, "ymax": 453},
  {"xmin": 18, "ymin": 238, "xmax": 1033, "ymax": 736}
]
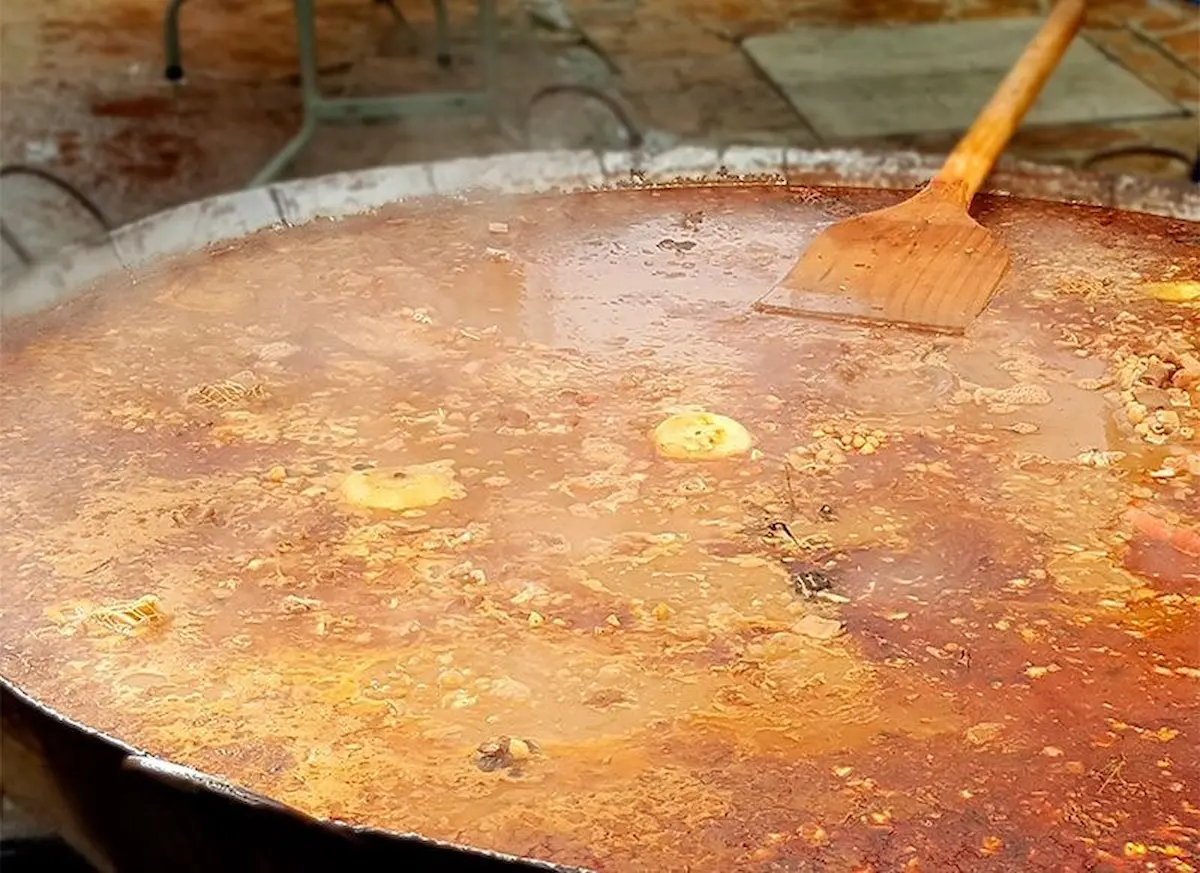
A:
[{"xmin": 1, "ymin": 185, "xmax": 1198, "ymax": 871}]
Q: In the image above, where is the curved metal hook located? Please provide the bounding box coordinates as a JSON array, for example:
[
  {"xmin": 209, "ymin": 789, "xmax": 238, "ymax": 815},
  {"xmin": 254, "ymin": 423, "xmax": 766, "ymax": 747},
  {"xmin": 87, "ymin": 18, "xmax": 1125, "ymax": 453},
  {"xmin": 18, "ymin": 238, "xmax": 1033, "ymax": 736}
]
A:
[
  {"xmin": 1079, "ymin": 145, "xmax": 1193, "ymax": 176},
  {"xmin": 0, "ymin": 164, "xmax": 112, "ymax": 268},
  {"xmin": 525, "ymin": 84, "xmax": 645, "ymax": 150}
]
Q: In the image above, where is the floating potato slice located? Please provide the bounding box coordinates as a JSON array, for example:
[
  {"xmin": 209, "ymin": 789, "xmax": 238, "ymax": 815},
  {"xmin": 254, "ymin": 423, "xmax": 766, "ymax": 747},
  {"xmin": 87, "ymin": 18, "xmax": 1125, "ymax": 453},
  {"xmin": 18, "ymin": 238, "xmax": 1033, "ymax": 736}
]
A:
[
  {"xmin": 1142, "ymin": 280, "xmax": 1200, "ymax": 303},
  {"xmin": 341, "ymin": 461, "xmax": 465, "ymax": 511},
  {"xmin": 651, "ymin": 412, "xmax": 752, "ymax": 460}
]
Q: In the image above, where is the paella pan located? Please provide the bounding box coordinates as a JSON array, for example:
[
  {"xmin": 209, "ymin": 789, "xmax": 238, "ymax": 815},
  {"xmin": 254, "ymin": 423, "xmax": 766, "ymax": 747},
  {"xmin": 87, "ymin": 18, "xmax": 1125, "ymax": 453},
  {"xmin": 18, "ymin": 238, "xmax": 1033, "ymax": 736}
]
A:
[{"xmin": 1, "ymin": 147, "xmax": 1198, "ymax": 872}]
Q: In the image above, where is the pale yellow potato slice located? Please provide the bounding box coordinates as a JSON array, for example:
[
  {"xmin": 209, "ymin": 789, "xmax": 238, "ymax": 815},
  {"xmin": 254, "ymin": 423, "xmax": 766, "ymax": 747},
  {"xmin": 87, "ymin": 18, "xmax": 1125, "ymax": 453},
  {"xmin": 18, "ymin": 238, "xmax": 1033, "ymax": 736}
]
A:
[
  {"xmin": 1142, "ymin": 280, "xmax": 1200, "ymax": 303},
  {"xmin": 651, "ymin": 412, "xmax": 752, "ymax": 460},
  {"xmin": 341, "ymin": 460, "xmax": 465, "ymax": 511}
]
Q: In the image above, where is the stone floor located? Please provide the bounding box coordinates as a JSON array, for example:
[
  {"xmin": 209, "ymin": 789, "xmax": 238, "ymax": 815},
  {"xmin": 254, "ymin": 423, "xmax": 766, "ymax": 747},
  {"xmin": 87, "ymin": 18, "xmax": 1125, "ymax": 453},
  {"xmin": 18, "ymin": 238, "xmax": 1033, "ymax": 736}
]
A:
[
  {"xmin": 0, "ymin": 0, "xmax": 1197, "ymax": 277},
  {"xmin": 743, "ymin": 18, "xmax": 1183, "ymax": 138}
]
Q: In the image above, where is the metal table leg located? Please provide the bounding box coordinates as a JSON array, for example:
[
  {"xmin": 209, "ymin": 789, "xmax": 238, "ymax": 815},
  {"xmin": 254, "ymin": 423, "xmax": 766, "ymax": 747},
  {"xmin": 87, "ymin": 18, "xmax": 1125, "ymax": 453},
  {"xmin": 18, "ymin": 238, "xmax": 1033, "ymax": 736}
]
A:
[
  {"xmin": 164, "ymin": 0, "xmax": 187, "ymax": 80},
  {"xmin": 247, "ymin": 0, "xmax": 324, "ymax": 188},
  {"xmin": 433, "ymin": 0, "xmax": 451, "ymax": 67},
  {"xmin": 248, "ymin": 0, "xmax": 499, "ymax": 189}
]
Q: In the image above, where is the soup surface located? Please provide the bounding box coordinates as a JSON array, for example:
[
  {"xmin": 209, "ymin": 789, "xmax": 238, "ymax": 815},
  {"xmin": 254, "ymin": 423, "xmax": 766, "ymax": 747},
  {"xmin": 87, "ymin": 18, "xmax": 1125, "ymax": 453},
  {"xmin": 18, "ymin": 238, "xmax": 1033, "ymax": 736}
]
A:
[{"xmin": 1, "ymin": 185, "xmax": 1198, "ymax": 871}]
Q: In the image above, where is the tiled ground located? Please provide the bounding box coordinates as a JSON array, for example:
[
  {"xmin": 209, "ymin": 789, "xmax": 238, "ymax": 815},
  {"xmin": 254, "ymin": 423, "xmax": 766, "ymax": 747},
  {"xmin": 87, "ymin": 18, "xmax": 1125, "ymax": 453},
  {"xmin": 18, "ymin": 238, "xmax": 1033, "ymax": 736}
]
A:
[
  {"xmin": 743, "ymin": 18, "xmax": 1183, "ymax": 138},
  {"xmin": 0, "ymin": 0, "xmax": 1197, "ymax": 277}
]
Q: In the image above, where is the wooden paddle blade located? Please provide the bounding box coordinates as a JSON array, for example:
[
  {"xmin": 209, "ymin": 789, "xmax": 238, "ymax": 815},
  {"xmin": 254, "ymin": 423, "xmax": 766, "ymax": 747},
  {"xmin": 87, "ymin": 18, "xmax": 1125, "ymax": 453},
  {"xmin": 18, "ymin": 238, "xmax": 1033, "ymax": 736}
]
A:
[{"xmin": 754, "ymin": 190, "xmax": 1011, "ymax": 335}]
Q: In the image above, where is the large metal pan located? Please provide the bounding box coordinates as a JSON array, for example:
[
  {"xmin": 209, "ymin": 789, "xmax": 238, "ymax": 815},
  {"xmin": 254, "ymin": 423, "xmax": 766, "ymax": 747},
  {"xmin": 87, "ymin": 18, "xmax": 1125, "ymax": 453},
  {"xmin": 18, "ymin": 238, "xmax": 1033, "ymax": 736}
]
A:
[{"xmin": 2, "ymin": 147, "xmax": 1198, "ymax": 873}]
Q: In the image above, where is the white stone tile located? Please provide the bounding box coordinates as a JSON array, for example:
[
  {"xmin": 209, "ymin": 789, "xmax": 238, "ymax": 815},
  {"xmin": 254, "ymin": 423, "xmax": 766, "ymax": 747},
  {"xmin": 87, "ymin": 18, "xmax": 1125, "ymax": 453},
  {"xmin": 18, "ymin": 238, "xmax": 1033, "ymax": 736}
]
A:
[{"xmin": 744, "ymin": 19, "xmax": 1184, "ymax": 140}]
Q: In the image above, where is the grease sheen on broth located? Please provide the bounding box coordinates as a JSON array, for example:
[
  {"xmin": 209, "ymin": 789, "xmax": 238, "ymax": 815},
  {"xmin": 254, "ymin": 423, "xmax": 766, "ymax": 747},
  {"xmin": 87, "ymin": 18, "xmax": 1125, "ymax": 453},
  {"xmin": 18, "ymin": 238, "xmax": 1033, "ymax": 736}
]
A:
[{"xmin": 1, "ymin": 185, "xmax": 1197, "ymax": 872}]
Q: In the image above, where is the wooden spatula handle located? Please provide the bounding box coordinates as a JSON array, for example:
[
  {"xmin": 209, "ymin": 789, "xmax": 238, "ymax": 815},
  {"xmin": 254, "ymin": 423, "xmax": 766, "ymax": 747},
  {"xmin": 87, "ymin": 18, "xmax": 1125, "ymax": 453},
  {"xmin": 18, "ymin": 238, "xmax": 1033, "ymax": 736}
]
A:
[{"xmin": 933, "ymin": 0, "xmax": 1087, "ymax": 204}]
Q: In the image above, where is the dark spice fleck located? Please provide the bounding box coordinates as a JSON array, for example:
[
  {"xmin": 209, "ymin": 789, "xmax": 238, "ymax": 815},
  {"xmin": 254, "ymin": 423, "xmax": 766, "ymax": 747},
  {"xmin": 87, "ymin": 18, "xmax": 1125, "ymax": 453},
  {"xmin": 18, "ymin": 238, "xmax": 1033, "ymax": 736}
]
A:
[
  {"xmin": 788, "ymin": 564, "xmax": 834, "ymax": 598},
  {"xmin": 474, "ymin": 735, "xmax": 539, "ymax": 772}
]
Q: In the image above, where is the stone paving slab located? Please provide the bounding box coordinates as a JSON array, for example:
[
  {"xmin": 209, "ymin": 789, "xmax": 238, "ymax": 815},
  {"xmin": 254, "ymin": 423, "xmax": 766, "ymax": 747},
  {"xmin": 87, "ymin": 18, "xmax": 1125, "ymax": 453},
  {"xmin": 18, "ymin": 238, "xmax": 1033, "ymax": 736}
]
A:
[
  {"xmin": 1086, "ymin": 26, "xmax": 1200, "ymax": 108},
  {"xmin": 742, "ymin": 17, "xmax": 1187, "ymax": 139}
]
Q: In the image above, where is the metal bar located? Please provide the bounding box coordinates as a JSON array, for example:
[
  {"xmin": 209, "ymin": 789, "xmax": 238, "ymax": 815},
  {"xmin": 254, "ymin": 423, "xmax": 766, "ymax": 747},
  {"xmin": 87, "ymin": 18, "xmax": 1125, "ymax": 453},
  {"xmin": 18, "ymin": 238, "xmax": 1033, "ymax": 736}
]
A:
[
  {"xmin": 163, "ymin": 0, "xmax": 187, "ymax": 80},
  {"xmin": 247, "ymin": 0, "xmax": 323, "ymax": 187},
  {"xmin": 248, "ymin": 118, "xmax": 318, "ymax": 188},
  {"xmin": 293, "ymin": 0, "xmax": 323, "ymax": 111},
  {"xmin": 478, "ymin": 0, "xmax": 499, "ymax": 129},
  {"xmin": 1, "ymin": 220, "xmax": 35, "ymax": 266},
  {"xmin": 433, "ymin": 0, "xmax": 451, "ymax": 67},
  {"xmin": 311, "ymin": 93, "xmax": 489, "ymax": 123},
  {"xmin": 249, "ymin": 0, "xmax": 499, "ymax": 187},
  {"xmin": 479, "ymin": 0, "xmax": 497, "ymax": 89}
]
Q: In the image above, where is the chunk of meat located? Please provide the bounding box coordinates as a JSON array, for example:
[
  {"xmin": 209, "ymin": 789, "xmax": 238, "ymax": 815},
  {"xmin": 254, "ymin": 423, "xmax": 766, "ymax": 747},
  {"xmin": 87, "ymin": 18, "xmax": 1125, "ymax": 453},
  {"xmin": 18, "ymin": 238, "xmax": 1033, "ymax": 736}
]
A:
[{"xmin": 1125, "ymin": 507, "xmax": 1200, "ymax": 557}]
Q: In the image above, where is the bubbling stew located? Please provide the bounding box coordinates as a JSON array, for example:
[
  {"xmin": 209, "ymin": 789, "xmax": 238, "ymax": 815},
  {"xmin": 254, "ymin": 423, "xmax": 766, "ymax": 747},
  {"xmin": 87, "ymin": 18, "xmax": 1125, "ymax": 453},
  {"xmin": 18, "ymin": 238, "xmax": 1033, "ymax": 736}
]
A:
[{"xmin": 1, "ymin": 184, "xmax": 1197, "ymax": 871}]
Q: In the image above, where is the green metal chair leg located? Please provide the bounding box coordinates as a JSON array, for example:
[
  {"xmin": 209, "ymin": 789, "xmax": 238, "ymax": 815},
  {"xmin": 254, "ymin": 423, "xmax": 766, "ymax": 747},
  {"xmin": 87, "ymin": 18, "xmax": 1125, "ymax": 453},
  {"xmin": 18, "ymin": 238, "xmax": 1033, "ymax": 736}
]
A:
[
  {"xmin": 164, "ymin": 0, "xmax": 187, "ymax": 81},
  {"xmin": 248, "ymin": 118, "xmax": 319, "ymax": 190},
  {"xmin": 433, "ymin": 0, "xmax": 451, "ymax": 67},
  {"xmin": 248, "ymin": 0, "xmax": 323, "ymax": 188},
  {"xmin": 248, "ymin": 0, "xmax": 500, "ymax": 188}
]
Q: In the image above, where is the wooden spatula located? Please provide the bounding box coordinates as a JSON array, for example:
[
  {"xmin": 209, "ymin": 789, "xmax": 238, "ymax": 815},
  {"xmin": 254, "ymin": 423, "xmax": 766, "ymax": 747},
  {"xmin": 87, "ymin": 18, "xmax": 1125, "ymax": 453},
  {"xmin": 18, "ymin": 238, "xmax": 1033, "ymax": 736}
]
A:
[{"xmin": 754, "ymin": 0, "xmax": 1087, "ymax": 335}]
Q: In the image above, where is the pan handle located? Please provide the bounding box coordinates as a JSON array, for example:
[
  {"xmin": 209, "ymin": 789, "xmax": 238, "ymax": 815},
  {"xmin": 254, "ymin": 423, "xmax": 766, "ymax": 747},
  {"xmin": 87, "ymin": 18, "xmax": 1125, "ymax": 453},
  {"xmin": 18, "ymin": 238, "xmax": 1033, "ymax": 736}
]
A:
[{"xmin": 931, "ymin": 0, "xmax": 1087, "ymax": 205}]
